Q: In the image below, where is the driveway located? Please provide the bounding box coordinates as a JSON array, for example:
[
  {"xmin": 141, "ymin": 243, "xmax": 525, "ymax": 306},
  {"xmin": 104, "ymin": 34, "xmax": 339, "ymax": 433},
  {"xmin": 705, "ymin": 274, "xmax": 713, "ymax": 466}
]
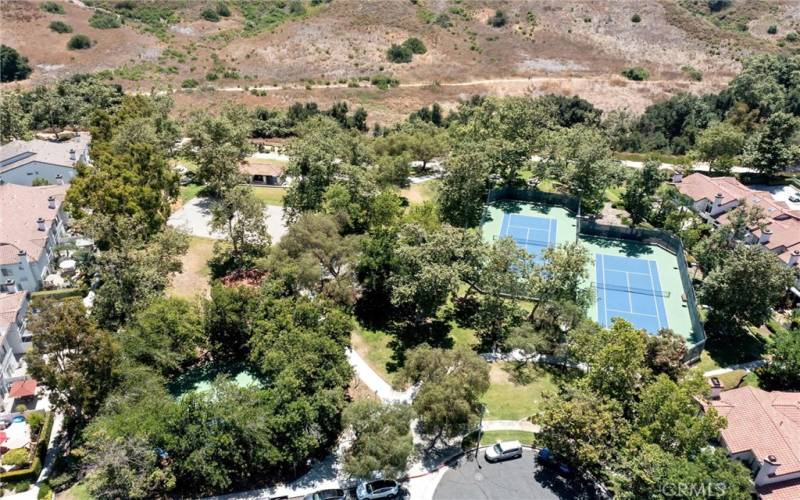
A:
[
  {"xmin": 168, "ymin": 197, "xmax": 288, "ymax": 243},
  {"xmin": 748, "ymin": 184, "xmax": 800, "ymax": 211},
  {"xmin": 433, "ymin": 449, "xmax": 597, "ymax": 500}
]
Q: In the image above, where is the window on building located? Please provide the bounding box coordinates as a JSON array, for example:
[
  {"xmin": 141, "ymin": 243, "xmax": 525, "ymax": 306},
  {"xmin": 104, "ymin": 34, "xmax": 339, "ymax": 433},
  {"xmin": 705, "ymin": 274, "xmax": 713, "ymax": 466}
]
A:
[{"xmin": 0, "ymin": 268, "xmax": 11, "ymax": 277}]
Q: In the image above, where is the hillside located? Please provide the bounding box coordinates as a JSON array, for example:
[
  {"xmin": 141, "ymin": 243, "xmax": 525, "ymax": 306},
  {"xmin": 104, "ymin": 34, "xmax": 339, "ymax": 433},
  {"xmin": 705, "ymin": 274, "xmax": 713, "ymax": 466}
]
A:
[{"xmin": 3, "ymin": 0, "xmax": 799, "ymax": 123}]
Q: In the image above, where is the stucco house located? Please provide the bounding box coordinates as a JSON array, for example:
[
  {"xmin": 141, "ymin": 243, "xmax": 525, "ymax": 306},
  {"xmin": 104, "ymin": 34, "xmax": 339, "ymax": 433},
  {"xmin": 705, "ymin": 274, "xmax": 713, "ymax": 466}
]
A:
[
  {"xmin": 701, "ymin": 380, "xmax": 800, "ymax": 500},
  {"xmin": 0, "ymin": 182, "xmax": 70, "ymax": 292},
  {"xmin": 0, "ymin": 132, "xmax": 90, "ymax": 186},
  {"xmin": 673, "ymin": 173, "xmax": 800, "ymax": 299},
  {"xmin": 241, "ymin": 158, "xmax": 286, "ymax": 186},
  {"xmin": 0, "ymin": 291, "xmax": 30, "ymax": 400}
]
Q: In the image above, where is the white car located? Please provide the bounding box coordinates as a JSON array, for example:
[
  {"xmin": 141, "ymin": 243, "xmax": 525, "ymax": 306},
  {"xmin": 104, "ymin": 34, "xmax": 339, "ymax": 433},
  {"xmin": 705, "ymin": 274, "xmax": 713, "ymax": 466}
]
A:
[
  {"xmin": 356, "ymin": 479, "xmax": 400, "ymax": 499},
  {"xmin": 789, "ymin": 192, "xmax": 800, "ymax": 203},
  {"xmin": 484, "ymin": 440, "xmax": 523, "ymax": 462}
]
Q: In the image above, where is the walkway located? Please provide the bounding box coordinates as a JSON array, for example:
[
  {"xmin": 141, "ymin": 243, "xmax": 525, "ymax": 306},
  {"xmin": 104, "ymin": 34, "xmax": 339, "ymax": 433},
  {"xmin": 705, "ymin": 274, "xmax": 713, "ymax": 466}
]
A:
[
  {"xmin": 345, "ymin": 348, "xmax": 413, "ymax": 403},
  {"xmin": 703, "ymin": 359, "xmax": 765, "ymax": 377}
]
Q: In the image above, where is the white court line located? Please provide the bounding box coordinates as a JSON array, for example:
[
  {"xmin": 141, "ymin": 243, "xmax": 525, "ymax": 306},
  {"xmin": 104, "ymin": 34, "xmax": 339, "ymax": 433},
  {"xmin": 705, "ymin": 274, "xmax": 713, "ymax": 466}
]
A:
[
  {"xmin": 645, "ymin": 260, "xmax": 664, "ymax": 330},
  {"xmin": 600, "ymin": 254, "xmax": 610, "ymax": 326},
  {"xmin": 649, "ymin": 260, "xmax": 669, "ymax": 329},
  {"xmin": 605, "ymin": 307, "xmax": 660, "ymax": 319},
  {"xmin": 624, "ymin": 271, "xmax": 634, "ymax": 313}
]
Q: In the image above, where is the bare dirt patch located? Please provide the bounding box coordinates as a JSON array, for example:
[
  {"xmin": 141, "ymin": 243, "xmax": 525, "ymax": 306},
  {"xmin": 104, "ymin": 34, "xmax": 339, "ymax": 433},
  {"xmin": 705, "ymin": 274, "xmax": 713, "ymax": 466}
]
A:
[
  {"xmin": 168, "ymin": 236, "xmax": 215, "ymax": 300},
  {"xmin": 0, "ymin": 0, "xmax": 162, "ymax": 85}
]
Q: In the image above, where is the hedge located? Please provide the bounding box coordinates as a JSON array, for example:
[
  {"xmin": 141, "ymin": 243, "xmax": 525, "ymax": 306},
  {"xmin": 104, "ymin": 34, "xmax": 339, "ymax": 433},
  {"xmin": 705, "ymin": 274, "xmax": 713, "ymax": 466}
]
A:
[
  {"xmin": 31, "ymin": 288, "xmax": 84, "ymax": 300},
  {"xmin": 0, "ymin": 412, "xmax": 54, "ymax": 485}
]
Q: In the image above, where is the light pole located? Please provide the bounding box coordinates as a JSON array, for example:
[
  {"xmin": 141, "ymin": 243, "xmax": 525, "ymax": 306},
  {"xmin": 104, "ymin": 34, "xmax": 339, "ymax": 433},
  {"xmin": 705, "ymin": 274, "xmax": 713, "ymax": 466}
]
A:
[
  {"xmin": 575, "ymin": 188, "xmax": 583, "ymax": 241},
  {"xmin": 475, "ymin": 404, "xmax": 486, "ymax": 469}
]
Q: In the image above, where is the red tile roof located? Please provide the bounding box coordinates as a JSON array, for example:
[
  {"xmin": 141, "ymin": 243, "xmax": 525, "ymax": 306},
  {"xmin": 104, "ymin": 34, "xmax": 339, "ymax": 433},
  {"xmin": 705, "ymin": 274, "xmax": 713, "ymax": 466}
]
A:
[
  {"xmin": 702, "ymin": 387, "xmax": 800, "ymax": 478},
  {"xmin": 758, "ymin": 478, "xmax": 800, "ymax": 500},
  {"xmin": 0, "ymin": 292, "xmax": 26, "ymax": 330},
  {"xmin": 675, "ymin": 174, "xmax": 800, "ymax": 267},
  {"xmin": 8, "ymin": 379, "xmax": 37, "ymax": 398}
]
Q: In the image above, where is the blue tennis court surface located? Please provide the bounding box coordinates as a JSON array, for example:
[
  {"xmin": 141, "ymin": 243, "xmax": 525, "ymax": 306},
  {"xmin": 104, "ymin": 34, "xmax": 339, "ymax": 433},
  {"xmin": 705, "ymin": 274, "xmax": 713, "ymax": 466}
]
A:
[
  {"xmin": 595, "ymin": 254, "xmax": 669, "ymax": 333},
  {"xmin": 499, "ymin": 213, "xmax": 558, "ymax": 262}
]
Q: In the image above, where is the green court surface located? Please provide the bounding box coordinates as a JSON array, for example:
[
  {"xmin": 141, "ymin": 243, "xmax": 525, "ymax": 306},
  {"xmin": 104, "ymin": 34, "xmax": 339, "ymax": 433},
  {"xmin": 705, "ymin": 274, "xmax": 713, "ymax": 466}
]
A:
[
  {"xmin": 481, "ymin": 200, "xmax": 701, "ymax": 349},
  {"xmin": 168, "ymin": 362, "xmax": 263, "ymax": 399}
]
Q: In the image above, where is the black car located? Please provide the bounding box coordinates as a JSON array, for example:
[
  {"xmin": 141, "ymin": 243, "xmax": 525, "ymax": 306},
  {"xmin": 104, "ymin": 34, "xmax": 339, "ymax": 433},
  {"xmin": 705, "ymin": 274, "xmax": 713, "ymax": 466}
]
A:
[{"xmin": 303, "ymin": 488, "xmax": 347, "ymax": 500}]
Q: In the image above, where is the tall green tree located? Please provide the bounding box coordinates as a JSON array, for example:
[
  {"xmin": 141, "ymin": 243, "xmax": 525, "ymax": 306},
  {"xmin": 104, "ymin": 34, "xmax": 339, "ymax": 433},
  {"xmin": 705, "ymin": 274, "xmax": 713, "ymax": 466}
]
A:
[
  {"xmin": 700, "ymin": 244, "xmax": 795, "ymax": 333},
  {"xmin": 90, "ymin": 220, "xmax": 189, "ymax": 329},
  {"xmin": 537, "ymin": 126, "xmax": 618, "ymax": 213},
  {"xmin": 757, "ymin": 327, "xmax": 800, "ymax": 390},
  {"xmin": 0, "ymin": 91, "xmax": 30, "ymax": 143},
  {"xmin": 342, "ymin": 400, "xmax": 413, "ymax": 479},
  {"xmin": 210, "ymin": 186, "xmax": 270, "ymax": 275},
  {"xmin": 691, "ymin": 121, "xmax": 745, "ymax": 173},
  {"xmin": 27, "ymin": 298, "xmax": 119, "ymax": 421},
  {"xmin": 120, "ymin": 297, "xmax": 205, "ymax": 377},
  {"xmin": 622, "ymin": 160, "xmax": 665, "ymax": 225},
  {"xmin": 284, "ymin": 116, "xmax": 371, "ymax": 220},
  {"xmin": 398, "ymin": 346, "xmax": 489, "ymax": 446},
  {"xmin": 741, "ymin": 111, "xmax": 799, "ymax": 175},
  {"xmin": 185, "ymin": 105, "xmax": 253, "ymax": 197}
]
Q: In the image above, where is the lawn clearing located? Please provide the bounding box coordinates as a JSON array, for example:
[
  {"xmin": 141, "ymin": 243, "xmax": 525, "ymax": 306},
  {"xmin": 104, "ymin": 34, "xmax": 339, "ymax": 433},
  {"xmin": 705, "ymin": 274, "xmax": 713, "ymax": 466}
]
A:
[
  {"xmin": 400, "ymin": 180, "xmax": 438, "ymax": 205},
  {"xmin": 692, "ymin": 331, "xmax": 766, "ymax": 374},
  {"xmin": 179, "ymin": 183, "xmax": 204, "ymax": 205},
  {"xmin": 249, "ymin": 186, "xmax": 286, "ymax": 206},
  {"xmin": 482, "ymin": 363, "xmax": 557, "ymax": 421},
  {"xmin": 168, "ymin": 236, "xmax": 215, "ymax": 299},
  {"xmin": 462, "ymin": 430, "xmax": 537, "ymax": 449},
  {"xmin": 351, "ymin": 328, "xmax": 395, "ymax": 383}
]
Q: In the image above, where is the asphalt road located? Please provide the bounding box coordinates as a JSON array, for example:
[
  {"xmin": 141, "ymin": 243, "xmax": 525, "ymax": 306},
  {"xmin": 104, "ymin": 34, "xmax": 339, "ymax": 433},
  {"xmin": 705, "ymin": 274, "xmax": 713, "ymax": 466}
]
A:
[{"xmin": 433, "ymin": 449, "xmax": 596, "ymax": 500}]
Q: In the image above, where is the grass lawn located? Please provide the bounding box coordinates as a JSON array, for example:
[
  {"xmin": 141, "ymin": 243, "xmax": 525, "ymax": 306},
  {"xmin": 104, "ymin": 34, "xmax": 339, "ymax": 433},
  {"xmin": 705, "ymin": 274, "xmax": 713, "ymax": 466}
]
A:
[
  {"xmin": 713, "ymin": 369, "xmax": 760, "ymax": 390},
  {"xmin": 179, "ymin": 183, "xmax": 204, "ymax": 205},
  {"xmin": 462, "ymin": 430, "xmax": 537, "ymax": 449},
  {"xmin": 351, "ymin": 328, "xmax": 396, "ymax": 383},
  {"xmin": 482, "ymin": 363, "xmax": 557, "ymax": 421},
  {"xmin": 400, "ymin": 180, "xmax": 438, "ymax": 205},
  {"xmin": 604, "ymin": 185, "xmax": 625, "ymax": 204},
  {"xmin": 168, "ymin": 236, "xmax": 215, "ymax": 299},
  {"xmin": 692, "ymin": 331, "xmax": 767, "ymax": 374},
  {"xmin": 249, "ymin": 186, "xmax": 286, "ymax": 206},
  {"xmin": 61, "ymin": 482, "xmax": 92, "ymax": 500}
]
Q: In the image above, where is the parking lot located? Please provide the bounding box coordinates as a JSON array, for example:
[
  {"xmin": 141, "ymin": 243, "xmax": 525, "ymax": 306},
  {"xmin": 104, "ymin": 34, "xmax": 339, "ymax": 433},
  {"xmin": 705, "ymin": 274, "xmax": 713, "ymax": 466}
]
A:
[
  {"xmin": 433, "ymin": 449, "xmax": 597, "ymax": 500},
  {"xmin": 749, "ymin": 184, "xmax": 800, "ymax": 211}
]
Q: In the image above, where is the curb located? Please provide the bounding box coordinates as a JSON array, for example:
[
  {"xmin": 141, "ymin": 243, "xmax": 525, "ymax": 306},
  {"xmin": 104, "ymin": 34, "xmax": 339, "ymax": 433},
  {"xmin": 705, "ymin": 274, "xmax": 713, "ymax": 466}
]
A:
[{"xmin": 402, "ymin": 444, "xmax": 537, "ymax": 481}]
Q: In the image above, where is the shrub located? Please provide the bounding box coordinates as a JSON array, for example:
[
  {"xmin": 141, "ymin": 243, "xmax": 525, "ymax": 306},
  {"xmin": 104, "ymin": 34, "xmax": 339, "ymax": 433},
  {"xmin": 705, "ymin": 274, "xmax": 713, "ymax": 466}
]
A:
[
  {"xmin": 786, "ymin": 31, "xmax": 799, "ymax": 43},
  {"xmin": 26, "ymin": 412, "xmax": 45, "ymax": 436},
  {"xmin": 14, "ymin": 480, "xmax": 30, "ymax": 493},
  {"xmin": 14, "ymin": 404, "xmax": 26, "ymax": 413},
  {"xmin": 89, "ymin": 12, "xmax": 121, "ymax": 29},
  {"xmin": 386, "ymin": 44, "xmax": 412, "ymax": 63},
  {"xmin": 216, "ymin": 2, "xmax": 231, "ymax": 17},
  {"xmin": 181, "ymin": 78, "xmax": 199, "ymax": 88},
  {"xmin": 767, "ymin": 25, "xmax": 778, "ymax": 35},
  {"xmin": 2, "ymin": 449, "xmax": 30, "ymax": 467},
  {"xmin": 681, "ymin": 65, "xmax": 703, "ymax": 81},
  {"xmin": 631, "ymin": 13, "xmax": 641, "ymax": 23},
  {"xmin": 435, "ymin": 13, "xmax": 451, "ymax": 28},
  {"xmin": 707, "ymin": 0, "xmax": 731, "ymax": 12},
  {"xmin": 49, "ymin": 20, "xmax": 72, "ymax": 33},
  {"xmin": 370, "ymin": 73, "xmax": 399, "ymax": 90},
  {"xmin": 201, "ymin": 8, "xmax": 220, "ymax": 22},
  {"xmin": 487, "ymin": 10, "xmax": 507, "ymax": 28},
  {"xmin": 289, "ymin": 0, "xmax": 306, "ymax": 15},
  {"xmin": 0, "ymin": 45, "xmax": 32, "ymax": 82},
  {"xmin": 621, "ymin": 66, "xmax": 649, "ymax": 81},
  {"xmin": 206, "ymin": 72, "xmax": 218, "ymax": 81},
  {"xmin": 40, "ymin": 1, "xmax": 64, "ymax": 14},
  {"xmin": 37, "ymin": 482, "xmax": 52, "ymax": 500},
  {"xmin": 402, "ymin": 37, "xmax": 427, "ymax": 54},
  {"xmin": 67, "ymin": 34, "xmax": 92, "ymax": 50}
]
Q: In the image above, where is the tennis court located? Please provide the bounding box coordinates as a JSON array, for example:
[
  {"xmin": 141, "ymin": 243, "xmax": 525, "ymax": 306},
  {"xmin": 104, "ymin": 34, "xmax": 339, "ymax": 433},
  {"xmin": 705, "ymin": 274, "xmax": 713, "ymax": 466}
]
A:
[
  {"xmin": 595, "ymin": 254, "xmax": 670, "ymax": 333},
  {"xmin": 498, "ymin": 213, "xmax": 558, "ymax": 261}
]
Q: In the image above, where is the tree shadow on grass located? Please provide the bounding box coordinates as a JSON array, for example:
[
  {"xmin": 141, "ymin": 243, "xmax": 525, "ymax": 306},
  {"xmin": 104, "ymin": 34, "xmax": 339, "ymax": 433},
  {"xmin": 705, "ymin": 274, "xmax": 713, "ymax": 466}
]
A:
[
  {"xmin": 386, "ymin": 319, "xmax": 454, "ymax": 373},
  {"xmin": 702, "ymin": 329, "xmax": 766, "ymax": 368}
]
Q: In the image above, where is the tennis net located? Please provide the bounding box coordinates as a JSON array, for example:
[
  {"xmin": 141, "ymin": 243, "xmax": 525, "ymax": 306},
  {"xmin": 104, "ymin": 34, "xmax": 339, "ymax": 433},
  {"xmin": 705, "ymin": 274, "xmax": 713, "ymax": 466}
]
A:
[
  {"xmin": 495, "ymin": 235, "xmax": 552, "ymax": 248},
  {"xmin": 594, "ymin": 282, "xmax": 671, "ymax": 297}
]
